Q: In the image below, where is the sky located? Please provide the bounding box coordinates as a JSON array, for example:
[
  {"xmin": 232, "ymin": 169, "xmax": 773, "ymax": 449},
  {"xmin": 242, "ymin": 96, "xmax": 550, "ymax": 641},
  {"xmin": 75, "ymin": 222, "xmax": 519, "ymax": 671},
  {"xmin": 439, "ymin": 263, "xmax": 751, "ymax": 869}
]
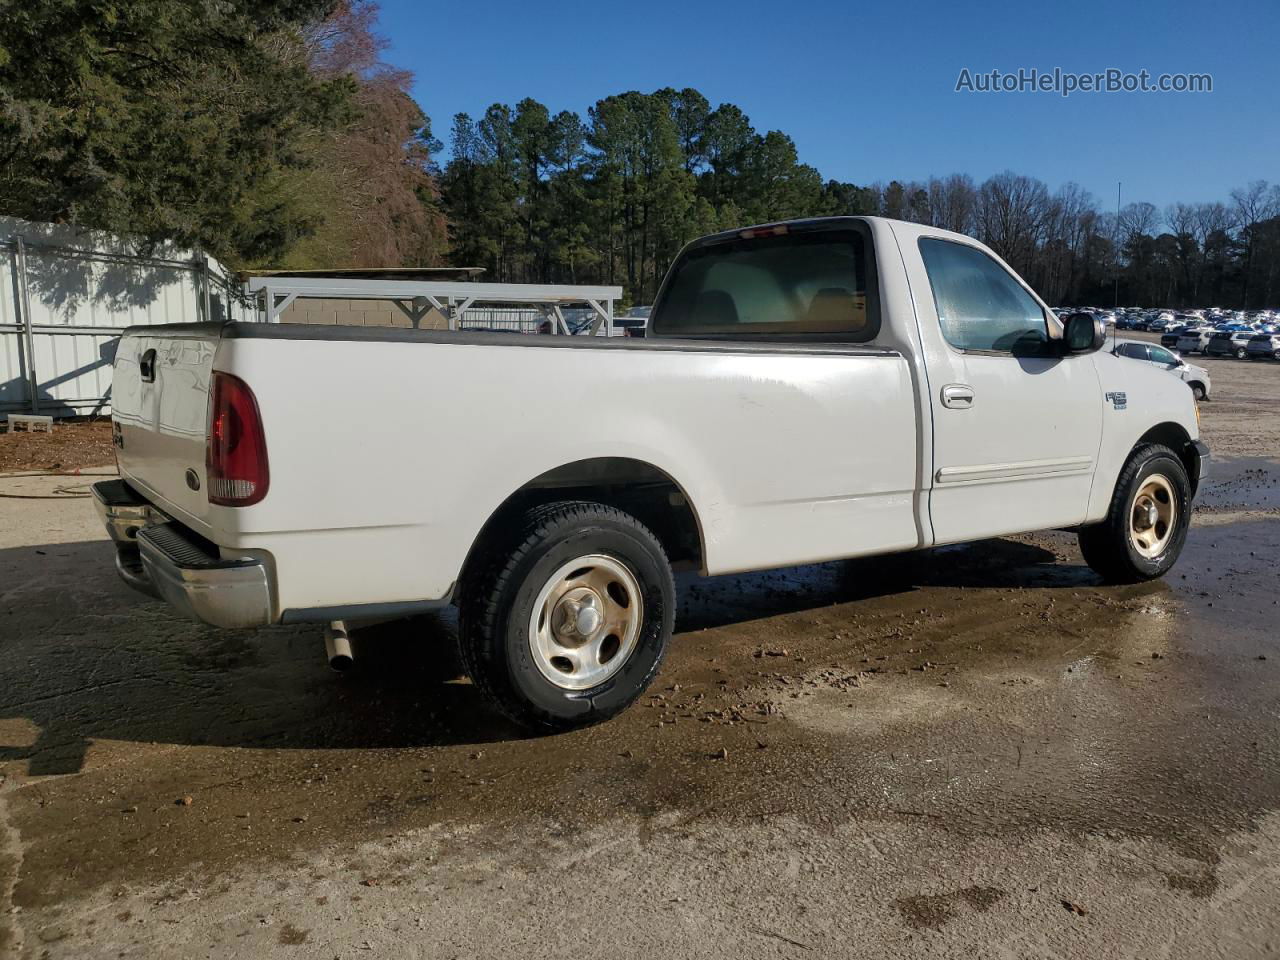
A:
[{"xmin": 377, "ymin": 0, "xmax": 1277, "ymax": 213}]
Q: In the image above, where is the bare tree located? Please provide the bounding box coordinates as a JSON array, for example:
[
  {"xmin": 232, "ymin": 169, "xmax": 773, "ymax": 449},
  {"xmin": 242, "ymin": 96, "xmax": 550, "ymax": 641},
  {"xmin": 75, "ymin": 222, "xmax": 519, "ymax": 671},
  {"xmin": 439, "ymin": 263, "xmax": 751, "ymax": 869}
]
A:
[
  {"xmin": 977, "ymin": 172, "xmax": 1050, "ymax": 276},
  {"xmin": 1230, "ymin": 180, "xmax": 1280, "ymax": 305},
  {"xmin": 296, "ymin": 0, "xmax": 447, "ymax": 267},
  {"xmin": 927, "ymin": 174, "xmax": 978, "ymax": 234},
  {"xmin": 1117, "ymin": 202, "xmax": 1159, "ymax": 245}
]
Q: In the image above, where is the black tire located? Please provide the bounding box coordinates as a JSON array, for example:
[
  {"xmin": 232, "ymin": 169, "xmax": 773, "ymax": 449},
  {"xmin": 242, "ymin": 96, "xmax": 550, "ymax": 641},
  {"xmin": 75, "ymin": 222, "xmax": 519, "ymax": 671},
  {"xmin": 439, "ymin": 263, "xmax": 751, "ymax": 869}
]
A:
[
  {"xmin": 1235, "ymin": 347, "xmax": 1248, "ymax": 359},
  {"xmin": 1078, "ymin": 444, "xmax": 1191, "ymax": 584},
  {"xmin": 1189, "ymin": 382, "xmax": 1207, "ymax": 401},
  {"xmin": 457, "ymin": 500, "xmax": 675, "ymax": 732}
]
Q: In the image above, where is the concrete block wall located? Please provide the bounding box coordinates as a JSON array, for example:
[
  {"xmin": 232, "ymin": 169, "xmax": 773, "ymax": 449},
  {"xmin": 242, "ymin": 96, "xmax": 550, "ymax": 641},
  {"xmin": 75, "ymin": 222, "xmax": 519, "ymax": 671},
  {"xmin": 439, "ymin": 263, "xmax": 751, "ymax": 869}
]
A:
[{"xmin": 279, "ymin": 298, "xmax": 449, "ymax": 330}]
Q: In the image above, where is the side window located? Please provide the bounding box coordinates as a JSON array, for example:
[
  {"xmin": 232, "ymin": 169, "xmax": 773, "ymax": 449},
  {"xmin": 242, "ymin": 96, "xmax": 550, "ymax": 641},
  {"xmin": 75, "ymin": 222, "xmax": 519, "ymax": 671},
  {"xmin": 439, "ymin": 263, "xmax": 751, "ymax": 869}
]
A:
[
  {"xmin": 1148, "ymin": 346, "xmax": 1177, "ymax": 365},
  {"xmin": 918, "ymin": 238, "xmax": 1049, "ymax": 354},
  {"xmin": 1118, "ymin": 343, "xmax": 1150, "ymax": 361}
]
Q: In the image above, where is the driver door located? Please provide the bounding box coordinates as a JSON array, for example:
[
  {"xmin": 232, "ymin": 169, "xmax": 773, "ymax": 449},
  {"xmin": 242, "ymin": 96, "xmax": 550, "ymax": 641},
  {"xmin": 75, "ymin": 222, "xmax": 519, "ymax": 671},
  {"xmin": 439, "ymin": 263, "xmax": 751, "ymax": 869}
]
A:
[{"xmin": 909, "ymin": 237, "xmax": 1103, "ymax": 545}]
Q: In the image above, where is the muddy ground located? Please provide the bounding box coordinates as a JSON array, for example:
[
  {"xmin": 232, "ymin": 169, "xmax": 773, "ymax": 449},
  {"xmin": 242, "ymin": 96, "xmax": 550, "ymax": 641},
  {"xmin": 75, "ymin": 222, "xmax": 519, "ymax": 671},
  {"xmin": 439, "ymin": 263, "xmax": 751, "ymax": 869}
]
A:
[{"xmin": 1, "ymin": 343, "xmax": 1279, "ymax": 959}]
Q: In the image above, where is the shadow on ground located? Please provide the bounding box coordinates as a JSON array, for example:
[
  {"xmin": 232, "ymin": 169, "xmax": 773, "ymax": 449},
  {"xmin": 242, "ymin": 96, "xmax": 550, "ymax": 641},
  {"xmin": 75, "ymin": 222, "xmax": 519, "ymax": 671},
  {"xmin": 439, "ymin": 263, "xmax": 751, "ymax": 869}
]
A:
[{"xmin": 0, "ymin": 535, "xmax": 1083, "ymax": 776}]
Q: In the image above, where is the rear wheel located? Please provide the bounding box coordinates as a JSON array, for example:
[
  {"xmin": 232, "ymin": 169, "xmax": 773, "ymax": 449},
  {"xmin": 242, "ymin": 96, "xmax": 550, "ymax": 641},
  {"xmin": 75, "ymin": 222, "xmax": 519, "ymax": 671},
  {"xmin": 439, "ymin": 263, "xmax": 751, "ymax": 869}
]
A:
[
  {"xmin": 1189, "ymin": 382, "xmax": 1207, "ymax": 401},
  {"xmin": 1235, "ymin": 347, "xmax": 1248, "ymax": 359},
  {"xmin": 1078, "ymin": 444, "xmax": 1191, "ymax": 584},
  {"xmin": 457, "ymin": 501, "xmax": 675, "ymax": 731}
]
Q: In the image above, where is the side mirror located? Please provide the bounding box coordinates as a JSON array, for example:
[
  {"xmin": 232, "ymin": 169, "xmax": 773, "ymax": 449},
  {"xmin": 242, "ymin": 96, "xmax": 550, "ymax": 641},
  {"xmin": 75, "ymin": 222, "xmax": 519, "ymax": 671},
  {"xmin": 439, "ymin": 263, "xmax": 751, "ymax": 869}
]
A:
[{"xmin": 1063, "ymin": 313, "xmax": 1106, "ymax": 354}]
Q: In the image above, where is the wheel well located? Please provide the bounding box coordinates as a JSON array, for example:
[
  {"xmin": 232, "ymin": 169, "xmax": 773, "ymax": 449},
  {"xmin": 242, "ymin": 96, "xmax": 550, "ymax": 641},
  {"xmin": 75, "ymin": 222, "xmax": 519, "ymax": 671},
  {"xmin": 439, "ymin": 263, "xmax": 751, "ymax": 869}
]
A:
[
  {"xmin": 464, "ymin": 458, "xmax": 706, "ymax": 578},
  {"xmin": 1137, "ymin": 422, "xmax": 1200, "ymax": 494}
]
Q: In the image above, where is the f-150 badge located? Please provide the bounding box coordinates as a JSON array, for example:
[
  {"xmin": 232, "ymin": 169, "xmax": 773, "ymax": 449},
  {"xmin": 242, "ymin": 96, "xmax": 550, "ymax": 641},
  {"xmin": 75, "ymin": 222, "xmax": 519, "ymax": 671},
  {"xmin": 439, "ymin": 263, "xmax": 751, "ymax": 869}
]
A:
[{"xmin": 1105, "ymin": 391, "xmax": 1127, "ymax": 410}]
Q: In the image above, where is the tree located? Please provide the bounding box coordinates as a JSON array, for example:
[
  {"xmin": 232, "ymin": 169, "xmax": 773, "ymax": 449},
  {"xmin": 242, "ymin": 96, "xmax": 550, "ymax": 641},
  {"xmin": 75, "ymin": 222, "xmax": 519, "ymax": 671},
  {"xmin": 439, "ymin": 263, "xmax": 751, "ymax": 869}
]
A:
[
  {"xmin": 928, "ymin": 174, "xmax": 977, "ymax": 234},
  {"xmin": 280, "ymin": 0, "xmax": 447, "ymax": 268},
  {"xmin": 1231, "ymin": 181, "xmax": 1280, "ymax": 306},
  {"xmin": 434, "ymin": 85, "xmax": 1280, "ymax": 310},
  {"xmin": 977, "ymin": 172, "xmax": 1050, "ymax": 276},
  {"xmin": 0, "ymin": 0, "xmax": 352, "ymax": 262}
]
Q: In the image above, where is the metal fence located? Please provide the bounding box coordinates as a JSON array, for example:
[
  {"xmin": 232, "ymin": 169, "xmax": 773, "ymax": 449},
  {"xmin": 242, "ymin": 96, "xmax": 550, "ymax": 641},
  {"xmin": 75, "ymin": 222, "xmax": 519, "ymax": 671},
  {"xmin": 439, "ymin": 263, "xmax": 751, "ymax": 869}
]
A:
[{"xmin": 0, "ymin": 218, "xmax": 248, "ymax": 417}]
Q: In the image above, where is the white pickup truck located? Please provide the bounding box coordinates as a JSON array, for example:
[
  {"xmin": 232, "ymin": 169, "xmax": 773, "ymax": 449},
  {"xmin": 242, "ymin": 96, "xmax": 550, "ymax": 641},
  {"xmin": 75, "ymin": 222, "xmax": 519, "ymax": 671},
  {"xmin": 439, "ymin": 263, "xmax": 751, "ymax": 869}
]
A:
[{"xmin": 94, "ymin": 217, "xmax": 1209, "ymax": 730}]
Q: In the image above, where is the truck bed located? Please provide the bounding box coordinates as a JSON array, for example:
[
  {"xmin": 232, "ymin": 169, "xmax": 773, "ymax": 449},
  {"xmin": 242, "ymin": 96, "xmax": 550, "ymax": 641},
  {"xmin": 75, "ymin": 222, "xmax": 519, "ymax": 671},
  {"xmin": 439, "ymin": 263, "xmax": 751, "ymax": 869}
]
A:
[{"xmin": 110, "ymin": 322, "xmax": 922, "ymax": 622}]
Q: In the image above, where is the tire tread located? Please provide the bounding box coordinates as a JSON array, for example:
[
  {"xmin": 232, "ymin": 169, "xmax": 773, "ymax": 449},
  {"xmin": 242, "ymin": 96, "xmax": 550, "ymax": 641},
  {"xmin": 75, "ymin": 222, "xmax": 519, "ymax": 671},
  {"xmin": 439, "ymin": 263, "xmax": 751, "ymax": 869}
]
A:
[
  {"xmin": 1079, "ymin": 443, "xmax": 1188, "ymax": 584},
  {"xmin": 457, "ymin": 500, "xmax": 671, "ymax": 731}
]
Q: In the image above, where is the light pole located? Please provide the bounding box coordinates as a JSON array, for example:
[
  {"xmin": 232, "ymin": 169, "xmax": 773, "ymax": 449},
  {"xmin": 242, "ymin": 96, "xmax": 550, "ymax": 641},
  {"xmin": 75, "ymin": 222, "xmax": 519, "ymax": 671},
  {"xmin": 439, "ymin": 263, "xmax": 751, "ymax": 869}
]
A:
[{"xmin": 1114, "ymin": 181, "xmax": 1121, "ymax": 310}]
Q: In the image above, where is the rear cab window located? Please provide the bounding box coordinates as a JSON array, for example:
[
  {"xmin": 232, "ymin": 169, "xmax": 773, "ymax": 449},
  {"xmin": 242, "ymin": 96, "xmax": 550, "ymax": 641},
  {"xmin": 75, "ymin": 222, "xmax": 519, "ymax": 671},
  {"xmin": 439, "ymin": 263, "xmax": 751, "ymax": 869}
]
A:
[{"xmin": 650, "ymin": 222, "xmax": 880, "ymax": 343}]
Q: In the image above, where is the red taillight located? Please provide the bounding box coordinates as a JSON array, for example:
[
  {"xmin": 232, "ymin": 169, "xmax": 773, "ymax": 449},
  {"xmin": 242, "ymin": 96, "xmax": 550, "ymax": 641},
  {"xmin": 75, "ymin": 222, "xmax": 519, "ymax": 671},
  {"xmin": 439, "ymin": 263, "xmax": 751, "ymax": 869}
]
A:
[{"xmin": 206, "ymin": 372, "xmax": 269, "ymax": 506}]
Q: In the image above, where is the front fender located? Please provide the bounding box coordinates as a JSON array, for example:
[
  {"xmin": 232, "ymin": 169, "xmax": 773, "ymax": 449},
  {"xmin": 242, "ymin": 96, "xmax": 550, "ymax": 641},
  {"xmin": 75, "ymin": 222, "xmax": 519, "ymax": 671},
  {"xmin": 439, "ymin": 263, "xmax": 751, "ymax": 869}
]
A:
[{"xmin": 1085, "ymin": 352, "xmax": 1201, "ymax": 523}]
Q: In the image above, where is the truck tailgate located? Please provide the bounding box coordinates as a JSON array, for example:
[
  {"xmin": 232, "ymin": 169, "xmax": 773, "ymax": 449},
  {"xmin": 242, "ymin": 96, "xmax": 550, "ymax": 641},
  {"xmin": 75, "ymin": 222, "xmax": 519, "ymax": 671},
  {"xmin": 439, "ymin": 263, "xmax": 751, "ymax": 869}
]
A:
[{"xmin": 111, "ymin": 325, "xmax": 221, "ymax": 529}]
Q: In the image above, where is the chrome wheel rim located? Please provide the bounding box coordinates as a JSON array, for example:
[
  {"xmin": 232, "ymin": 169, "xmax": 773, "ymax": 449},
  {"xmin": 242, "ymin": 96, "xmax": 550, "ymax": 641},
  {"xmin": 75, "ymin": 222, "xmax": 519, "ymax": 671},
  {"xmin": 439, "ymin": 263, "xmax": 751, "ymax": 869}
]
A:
[
  {"xmin": 528, "ymin": 554, "xmax": 643, "ymax": 691},
  {"xmin": 1129, "ymin": 474, "xmax": 1176, "ymax": 559}
]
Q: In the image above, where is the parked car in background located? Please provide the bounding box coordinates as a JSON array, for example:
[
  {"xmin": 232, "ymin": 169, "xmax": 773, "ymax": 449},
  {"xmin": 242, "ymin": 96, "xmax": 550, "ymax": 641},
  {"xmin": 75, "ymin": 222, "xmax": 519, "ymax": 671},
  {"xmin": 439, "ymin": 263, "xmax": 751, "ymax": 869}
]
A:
[
  {"xmin": 613, "ymin": 306, "xmax": 650, "ymax": 338},
  {"xmin": 1246, "ymin": 332, "xmax": 1280, "ymax": 360},
  {"xmin": 1113, "ymin": 339, "xmax": 1211, "ymax": 400},
  {"xmin": 1205, "ymin": 329, "xmax": 1255, "ymax": 359},
  {"xmin": 1176, "ymin": 327, "xmax": 1214, "ymax": 354}
]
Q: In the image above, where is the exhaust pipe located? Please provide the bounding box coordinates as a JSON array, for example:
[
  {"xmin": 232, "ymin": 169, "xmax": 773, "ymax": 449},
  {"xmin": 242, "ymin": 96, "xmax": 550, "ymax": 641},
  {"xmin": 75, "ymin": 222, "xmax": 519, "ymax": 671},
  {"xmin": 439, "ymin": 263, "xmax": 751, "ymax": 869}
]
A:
[{"xmin": 324, "ymin": 621, "xmax": 353, "ymax": 672}]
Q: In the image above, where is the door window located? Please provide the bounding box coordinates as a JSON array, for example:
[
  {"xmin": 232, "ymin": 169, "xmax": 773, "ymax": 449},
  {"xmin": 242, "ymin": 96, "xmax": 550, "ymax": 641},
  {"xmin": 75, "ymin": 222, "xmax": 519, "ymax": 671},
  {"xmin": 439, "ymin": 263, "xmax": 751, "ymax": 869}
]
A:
[
  {"xmin": 918, "ymin": 239, "xmax": 1049, "ymax": 355},
  {"xmin": 1117, "ymin": 343, "xmax": 1151, "ymax": 361}
]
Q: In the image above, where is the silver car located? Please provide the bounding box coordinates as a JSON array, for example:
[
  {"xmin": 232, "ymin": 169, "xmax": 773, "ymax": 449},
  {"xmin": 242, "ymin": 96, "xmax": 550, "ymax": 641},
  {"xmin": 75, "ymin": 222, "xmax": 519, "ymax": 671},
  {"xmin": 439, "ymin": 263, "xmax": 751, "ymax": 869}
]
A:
[
  {"xmin": 1205, "ymin": 329, "xmax": 1255, "ymax": 359},
  {"xmin": 1246, "ymin": 332, "xmax": 1280, "ymax": 360},
  {"xmin": 1113, "ymin": 339, "xmax": 1211, "ymax": 401}
]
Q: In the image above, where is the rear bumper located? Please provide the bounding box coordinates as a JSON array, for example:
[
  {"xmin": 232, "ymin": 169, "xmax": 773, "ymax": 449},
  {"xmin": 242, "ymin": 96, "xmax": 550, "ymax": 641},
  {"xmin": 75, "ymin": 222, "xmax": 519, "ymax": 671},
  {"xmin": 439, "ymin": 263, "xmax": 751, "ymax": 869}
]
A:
[{"xmin": 93, "ymin": 480, "xmax": 274, "ymax": 628}]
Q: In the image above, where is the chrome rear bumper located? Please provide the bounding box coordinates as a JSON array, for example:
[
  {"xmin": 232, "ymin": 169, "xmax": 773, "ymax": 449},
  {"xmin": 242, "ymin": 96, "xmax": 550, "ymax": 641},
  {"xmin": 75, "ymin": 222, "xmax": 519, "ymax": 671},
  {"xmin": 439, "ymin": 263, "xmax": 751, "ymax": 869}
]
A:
[{"xmin": 93, "ymin": 480, "xmax": 274, "ymax": 628}]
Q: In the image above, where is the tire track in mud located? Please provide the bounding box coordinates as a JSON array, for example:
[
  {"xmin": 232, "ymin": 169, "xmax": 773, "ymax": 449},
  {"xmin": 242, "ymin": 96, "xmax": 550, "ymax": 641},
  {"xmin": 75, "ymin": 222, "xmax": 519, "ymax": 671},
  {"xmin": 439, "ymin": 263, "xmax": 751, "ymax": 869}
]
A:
[{"xmin": 0, "ymin": 780, "xmax": 26, "ymax": 956}]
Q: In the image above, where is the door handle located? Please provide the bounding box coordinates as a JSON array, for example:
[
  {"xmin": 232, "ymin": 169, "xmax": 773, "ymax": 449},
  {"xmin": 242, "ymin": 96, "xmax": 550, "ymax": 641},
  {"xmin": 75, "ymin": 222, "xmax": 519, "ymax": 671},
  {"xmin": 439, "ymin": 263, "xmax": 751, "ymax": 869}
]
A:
[
  {"xmin": 139, "ymin": 348, "xmax": 157, "ymax": 384},
  {"xmin": 941, "ymin": 383, "xmax": 974, "ymax": 409}
]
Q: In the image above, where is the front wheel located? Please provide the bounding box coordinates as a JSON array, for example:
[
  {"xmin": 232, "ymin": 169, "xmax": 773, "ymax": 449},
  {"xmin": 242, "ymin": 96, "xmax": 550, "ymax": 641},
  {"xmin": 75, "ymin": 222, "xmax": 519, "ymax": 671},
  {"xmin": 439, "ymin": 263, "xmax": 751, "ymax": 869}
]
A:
[
  {"xmin": 457, "ymin": 500, "xmax": 675, "ymax": 731},
  {"xmin": 1235, "ymin": 347, "xmax": 1248, "ymax": 359},
  {"xmin": 1190, "ymin": 382, "xmax": 1207, "ymax": 401},
  {"xmin": 1078, "ymin": 444, "xmax": 1192, "ymax": 584}
]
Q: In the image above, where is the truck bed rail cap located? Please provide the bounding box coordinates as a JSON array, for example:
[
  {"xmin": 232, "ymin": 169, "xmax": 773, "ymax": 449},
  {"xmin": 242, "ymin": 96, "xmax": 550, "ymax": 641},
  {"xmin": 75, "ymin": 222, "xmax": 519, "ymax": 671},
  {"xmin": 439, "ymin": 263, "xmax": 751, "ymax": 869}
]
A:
[{"xmin": 219, "ymin": 322, "xmax": 902, "ymax": 357}]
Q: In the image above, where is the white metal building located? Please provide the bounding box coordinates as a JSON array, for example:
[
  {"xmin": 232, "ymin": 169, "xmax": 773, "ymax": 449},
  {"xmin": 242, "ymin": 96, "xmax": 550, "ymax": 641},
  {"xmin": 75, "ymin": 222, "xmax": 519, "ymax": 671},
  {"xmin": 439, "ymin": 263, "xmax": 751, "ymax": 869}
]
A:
[
  {"xmin": 1, "ymin": 216, "xmax": 622, "ymax": 418},
  {"xmin": 1, "ymin": 216, "xmax": 247, "ymax": 417}
]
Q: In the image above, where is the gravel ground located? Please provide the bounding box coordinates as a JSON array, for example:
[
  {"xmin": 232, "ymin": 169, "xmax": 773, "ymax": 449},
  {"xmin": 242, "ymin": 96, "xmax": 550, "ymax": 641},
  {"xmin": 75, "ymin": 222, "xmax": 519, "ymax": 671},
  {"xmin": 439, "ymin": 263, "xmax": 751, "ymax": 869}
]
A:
[
  {"xmin": 0, "ymin": 420, "xmax": 114, "ymax": 474},
  {"xmin": 1, "ymin": 346, "xmax": 1278, "ymax": 959}
]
